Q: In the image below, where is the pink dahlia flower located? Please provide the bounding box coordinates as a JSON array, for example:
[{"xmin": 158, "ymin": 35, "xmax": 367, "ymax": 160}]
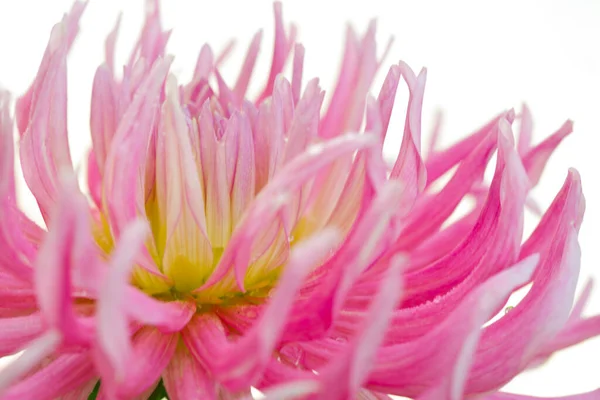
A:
[{"xmin": 0, "ymin": 1, "xmax": 598, "ymax": 399}]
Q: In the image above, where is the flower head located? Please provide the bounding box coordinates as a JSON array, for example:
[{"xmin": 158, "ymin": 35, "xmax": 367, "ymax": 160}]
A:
[{"xmin": 0, "ymin": 1, "xmax": 598, "ymax": 399}]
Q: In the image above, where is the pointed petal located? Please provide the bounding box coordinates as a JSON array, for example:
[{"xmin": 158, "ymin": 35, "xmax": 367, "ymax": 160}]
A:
[
  {"xmin": 465, "ymin": 181, "xmax": 584, "ymax": 394},
  {"xmin": 291, "ymin": 44, "xmax": 305, "ymax": 104},
  {"xmin": 517, "ymin": 103, "xmax": 533, "ymax": 156},
  {"xmin": 425, "ymin": 110, "xmax": 514, "ymax": 185},
  {"xmin": 389, "ymin": 64, "xmax": 427, "ymax": 211},
  {"xmin": 256, "ymin": 2, "xmax": 292, "ymax": 104},
  {"xmin": 15, "ymin": 1, "xmax": 86, "ymax": 135},
  {"xmin": 522, "ymin": 120, "xmax": 572, "ymax": 187},
  {"xmin": 233, "ymin": 30, "xmax": 263, "ymax": 103},
  {"xmin": 320, "ymin": 22, "xmax": 377, "ymax": 138},
  {"xmin": 19, "ymin": 23, "xmax": 73, "ymax": 223},
  {"xmin": 90, "ymin": 64, "xmax": 118, "ymax": 173}
]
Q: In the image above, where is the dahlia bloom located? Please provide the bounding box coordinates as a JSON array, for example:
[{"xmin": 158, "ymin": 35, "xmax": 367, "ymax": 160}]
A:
[{"xmin": 0, "ymin": 1, "xmax": 599, "ymax": 399}]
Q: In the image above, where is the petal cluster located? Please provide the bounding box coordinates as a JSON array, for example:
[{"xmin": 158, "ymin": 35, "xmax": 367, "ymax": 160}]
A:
[{"xmin": 0, "ymin": 1, "xmax": 598, "ymax": 400}]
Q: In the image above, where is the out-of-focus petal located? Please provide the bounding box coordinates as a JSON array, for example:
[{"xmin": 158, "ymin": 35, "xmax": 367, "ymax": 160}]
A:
[{"xmin": 485, "ymin": 390, "xmax": 600, "ymax": 400}]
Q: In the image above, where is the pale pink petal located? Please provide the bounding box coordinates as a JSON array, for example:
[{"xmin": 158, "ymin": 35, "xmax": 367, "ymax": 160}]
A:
[
  {"xmin": 517, "ymin": 103, "xmax": 533, "ymax": 156},
  {"xmin": 103, "ymin": 56, "xmax": 171, "ymax": 237},
  {"xmin": 486, "ymin": 390, "xmax": 600, "ymax": 400},
  {"xmin": 19, "ymin": 23, "xmax": 73, "ymax": 223},
  {"xmin": 0, "ymin": 330, "xmax": 62, "ymax": 394},
  {"xmin": 233, "ymin": 30, "xmax": 263, "ymax": 103},
  {"xmin": 157, "ymin": 75, "xmax": 213, "ymax": 291},
  {"xmin": 0, "ymin": 92, "xmax": 35, "ymax": 282},
  {"xmin": 15, "ymin": 1, "xmax": 86, "ymax": 135},
  {"xmin": 256, "ymin": 2, "xmax": 292, "ymax": 104},
  {"xmin": 0, "ymin": 352, "xmax": 95, "ymax": 400},
  {"xmin": 320, "ymin": 22, "xmax": 377, "ymax": 138},
  {"xmin": 291, "ymin": 44, "xmax": 305, "ymax": 104},
  {"xmin": 90, "ymin": 64, "xmax": 117, "ymax": 173},
  {"xmin": 198, "ymin": 101, "xmax": 233, "ymax": 247},
  {"xmin": 200, "ymin": 133, "xmax": 376, "ymax": 291}
]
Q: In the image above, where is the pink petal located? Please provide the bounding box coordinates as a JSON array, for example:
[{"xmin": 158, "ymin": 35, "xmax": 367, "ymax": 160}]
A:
[
  {"xmin": 315, "ymin": 256, "xmax": 404, "ymax": 399},
  {"xmin": 217, "ymin": 229, "xmax": 340, "ymax": 390},
  {"xmin": 389, "ymin": 63, "xmax": 427, "ymax": 213},
  {"xmin": 200, "ymin": 133, "xmax": 376, "ymax": 291},
  {"xmin": 34, "ymin": 175, "xmax": 93, "ymax": 344},
  {"xmin": 98, "ymin": 327, "xmax": 177, "ymax": 399},
  {"xmin": 0, "ymin": 330, "xmax": 62, "ymax": 395},
  {"xmin": 320, "ymin": 22, "xmax": 377, "ymax": 138},
  {"xmin": 90, "ymin": 64, "xmax": 118, "ymax": 173},
  {"xmin": 0, "ymin": 312, "xmax": 45, "ymax": 357},
  {"xmin": 0, "ymin": 351, "xmax": 95, "ymax": 400},
  {"xmin": 256, "ymin": 2, "xmax": 293, "ymax": 104},
  {"xmin": 363, "ymin": 254, "xmax": 538, "ymax": 398},
  {"xmin": 15, "ymin": 1, "xmax": 86, "ymax": 135},
  {"xmin": 19, "ymin": 22, "xmax": 73, "ymax": 223},
  {"xmin": 465, "ymin": 180, "xmax": 584, "ymax": 393},
  {"xmin": 233, "ymin": 30, "xmax": 263, "ymax": 103},
  {"xmin": 157, "ymin": 75, "xmax": 213, "ymax": 291},
  {"xmin": 521, "ymin": 120, "xmax": 572, "ymax": 187},
  {"xmin": 291, "ymin": 44, "xmax": 305, "ymax": 104},
  {"xmin": 517, "ymin": 103, "xmax": 533, "ymax": 156},
  {"xmin": 425, "ymin": 110, "xmax": 514, "ymax": 185},
  {"xmin": 394, "ymin": 120, "xmax": 499, "ymax": 251},
  {"xmin": 162, "ymin": 342, "xmax": 218, "ymax": 400}
]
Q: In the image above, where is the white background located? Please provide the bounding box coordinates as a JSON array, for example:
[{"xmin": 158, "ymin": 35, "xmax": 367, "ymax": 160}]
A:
[{"xmin": 0, "ymin": 0, "xmax": 598, "ymax": 397}]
